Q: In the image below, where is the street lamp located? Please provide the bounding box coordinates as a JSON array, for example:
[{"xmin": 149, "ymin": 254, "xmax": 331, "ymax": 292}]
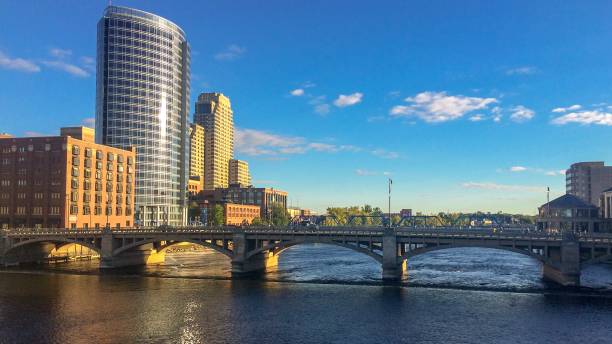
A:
[{"xmin": 388, "ymin": 178, "xmax": 392, "ymax": 228}]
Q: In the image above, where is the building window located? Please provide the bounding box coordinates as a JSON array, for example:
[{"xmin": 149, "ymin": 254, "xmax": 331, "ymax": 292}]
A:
[
  {"xmin": 70, "ymin": 204, "xmax": 78, "ymax": 215},
  {"xmin": 16, "ymin": 207, "xmax": 26, "ymax": 215},
  {"xmin": 34, "ymin": 193, "xmax": 44, "ymax": 199},
  {"xmin": 95, "ymin": 181, "xmax": 102, "ymax": 191},
  {"xmin": 71, "ymin": 191, "xmax": 78, "ymax": 202},
  {"xmin": 72, "ymin": 157, "xmax": 79, "ymax": 166},
  {"xmin": 72, "ymin": 146, "xmax": 80, "ymax": 155},
  {"xmin": 95, "ymin": 206, "xmax": 102, "ymax": 215},
  {"xmin": 49, "ymin": 207, "xmax": 60, "ymax": 215},
  {"xmin": 0, "ymin": 180, "xmax": 9, "ymax": 187},
  {"xmin": 83, "ymin": 192, "xmax": 90, "ymax": 203},
  {"xmin": 85, "ymin": 148, "xmax": 92, "ymax": 157},
  {"xmin": 51, "ymin": 193, "xmax": 61, "ymax": 199},
  {"xmin": 17, "ymin": 180, "xmax": 26, "ymax": 186},
  {"xmin": 107, "ymin": 152, "xmax": 114, "ymax": 161},
  {"xmin": 32, "ymin": 207, "xmax": 43, "ymax": 215},
  {"xmin": 83, "ymin": 206, "xmax": 90, "ymax": 215},
  {"xmin": 95, "ymin": 193, "xmax": 102, "ymax": 203},
  {"xmin": 84, "ymin": 180, "xmax": 91, "ymax": 190},
  {"xmin": 71, "ymin": 178, "xmax": 79, "ymax": 189},
  {"xmin": 96, "ymin": 150, "xmax": 102, "ymax": 160},
  {"xmin": 17, "ymin": 193, "xmax": 26, "ymax": 199},
  {"xmin": 0, "ymin": 207, "xmax": 8, "ymax": 215},
  {"xmin": 105, "ymin": 206, "xmax": 112, "ymax": 216}
]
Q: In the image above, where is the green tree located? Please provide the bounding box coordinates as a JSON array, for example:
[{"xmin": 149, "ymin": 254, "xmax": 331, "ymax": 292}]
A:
[
  {"xmin": 270, "ymin": 204, "xmax": 290, "ymax": 226},
  {"xmin": 251, "ymin": 217, "xmax": 264, "ymax": 226},
  {"xmin": 211, "ymin": 205, "xmax": 225, "ymax": 226}
]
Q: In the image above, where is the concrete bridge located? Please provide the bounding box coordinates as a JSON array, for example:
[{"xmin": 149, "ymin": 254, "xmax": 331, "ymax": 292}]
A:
[{"xmin": 2, "ymin": 226, "xmax": 612, "ymax": 287}]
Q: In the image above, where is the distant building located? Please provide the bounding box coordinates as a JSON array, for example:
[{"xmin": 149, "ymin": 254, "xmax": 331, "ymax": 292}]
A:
[
  {"xmin": 189, "ymin": 123, "xmax": 205, "ymax": 189},
  {"xmin": 229, "ymin": 159, "xmax": 251, "ymax": 186},
  {"xmin": 0, "ymin": 127, "xmax": 135, "ymax": 229},
  {"xmin": 566, "ymin": 162, "xmax": 612, "ymax": 206},
  {"xmin": 0, "ymin": 134, "xmax": 12, "ymax": 139},
  {"xmin": 287, "ymin": 207, "xmax": 301, "ymax": 219},
  {"xmin": 224, "ymin": 203, "xmax": 260, "ymax": 226},
  {"xmin": 194, "ymin": 92, "xmax": 234, "ymax": 190},
  {"xmin": 96, "ymin": 6, "xmax": 191, "ymax": 226},
  {"xmin": 600, "ymin": 188, "xmax": 612, "ymax": 232},
  {"xmin": 198, "ymin": 185, "xmax": 287, "ymax": 219},
  {"xmin": 287, "ymin": 207, "xmax": 314, "ymax": 219},
  {"xmin": 400, "ymin": 209, "xmax": 413, "ymax": 217},
  {"xmin": 537, "ymin": 194, "xmax": 601, "ymax": 233}
]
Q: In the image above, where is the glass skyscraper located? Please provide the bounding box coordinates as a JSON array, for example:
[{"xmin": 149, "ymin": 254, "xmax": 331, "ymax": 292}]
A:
[{"xmin": 95, "ymin": 6, "xmax": 190, "ymax": 226}]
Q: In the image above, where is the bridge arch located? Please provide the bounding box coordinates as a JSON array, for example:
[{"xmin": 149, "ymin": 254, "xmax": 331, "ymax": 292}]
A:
[
  {"xmin": 401, "ymin": 244, "xmax": 548, "ymax": 264},
  {"xmin": 246, "ymin": 240, "xmax": 383, "ymax": 264},
  {"xmin": 5, "ymin": 237, "xmax": 102, "ymax": 256},
  {"xmin": 112, "ymin": 237, "xmax": 233, "ymax": 259}
]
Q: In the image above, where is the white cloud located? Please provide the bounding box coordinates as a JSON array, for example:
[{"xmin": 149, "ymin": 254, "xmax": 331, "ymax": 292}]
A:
[
  {"xmin": 314, "ymin": 103, "xmax": 330, "ymax": 115},
  {"xmin": 23, "ymin": 131, "xmax": 48, "ymax": 137},
  {"xmin": 42, "ymin": 60, "xmax": 89, "ymax": 77},
  {"xmin": 356, "ymin": 169, "xmax": 377, "ymax": 176},
  {"xmin": 461, "ymin": 182, "xmax": 544, "ymax": 193},
  {"xmin": 333, "ymin": 92, "xmax": 363, "ymax": 107},
  {"xmin": 235, "ymin": 128, "xmax": 394, "ymax": 160},
  {"xmin": 552, "ymin": 104, "xmax": 581, "ymax": 113},
  {"xmin": 491, "ymin": 106, "xmax": 502, "ymax": 123},
  {"xmin": 390, "ymin": 91, "xmax": 497, "ymax": 123},
  {"xmin": 214, "ymin": 45, "xmax": 246, "ymax": 61},
  {"xmin": 468, "ymin": 114, "xmax": 484, "ymax": 122},
  {"xmin": 505, "ymin": 66, "xmax": 538, "ymax": 75},
  {"xmin": 290, "ymin": 88, "xmax": 304, "ymax": 96},
  {"xmin": 551, "ymin": 110, "xmax": 612, "ymax": 126},
  {"xmin": 509, "ymin": 105, "xmax": 535, "ymax": 122},
  {"xmin": 82, "ymin": 117, "xmax": 95, "ymax": 127},
  {"xmin": 510, "ymin": 166, "xmax": 527, "ymax": 172},
  {"xmin": 0, "ymin": 51, "xmax": 40, "ymax": 72},
  {"xmin": 371, "ymin": 149, "xmax": 400, "ymax": 159},
  {"xmin": 49, "ymin": 48, "xmax": 72, "ymax": 58}
]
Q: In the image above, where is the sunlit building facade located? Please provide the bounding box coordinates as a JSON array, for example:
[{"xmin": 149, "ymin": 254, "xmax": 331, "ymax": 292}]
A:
[
  {"xmin": 194, "ymin": 93, "xmax": 234, "ymax": 190},
  {"xmin": 189, "ymin": 123, "xmax": 205, "ymax": 188},
  {"xmin": 229, "ymin": 159, "xmax": 251, "ymax": 186},
  {"xmin": 96, "ymin": 6, "xmax": 191, "ymax": 226}
]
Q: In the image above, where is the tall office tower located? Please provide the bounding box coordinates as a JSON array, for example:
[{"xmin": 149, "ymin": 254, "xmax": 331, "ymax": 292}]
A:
[
  {"xmin": 229, "ymin": 159, "xmax": 251, "ymax": 186},
  {"xmin": 96, "ymin": 6, "xmax": 191, "ymax": 226},
  {"xmin": 566, "ymin": 162, "xmax": 612, "ymax": 205},
  {"xmin": 189, "ymin": 123, "xmax": 205, "ymax": 188},
  {"xmin": 194, "ymin": 93, "xmax": 234, "ymax": 190}
]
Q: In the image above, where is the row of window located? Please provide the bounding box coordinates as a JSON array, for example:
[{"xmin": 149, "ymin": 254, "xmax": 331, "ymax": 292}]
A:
[
  {"xmin": 0, "ymin": 206, "xmax": 60, "ymax": 216},
  {"xmin": 70, "ymin": 204, "xmax": 132, "ymax": 216}
]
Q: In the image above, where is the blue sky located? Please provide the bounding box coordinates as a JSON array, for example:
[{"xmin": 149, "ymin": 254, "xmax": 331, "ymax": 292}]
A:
[{"xmin": 1, "ymin": 1, "xmax": 612, "ymax": 214}]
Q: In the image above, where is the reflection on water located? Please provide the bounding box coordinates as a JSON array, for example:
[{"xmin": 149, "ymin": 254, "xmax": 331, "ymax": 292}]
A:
[
  {"xmin": 24, "ymin": 243, "xmax": 612, "ymax": 292},
  {"xmin": 3, "ymin": 245, "xmax": 612, "ymax": 343}
]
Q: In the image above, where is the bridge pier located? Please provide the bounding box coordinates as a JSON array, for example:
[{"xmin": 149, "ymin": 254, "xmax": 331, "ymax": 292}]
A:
[
  {"xmin": 231, "ymin": 231, "xmax": 275, "ymax": 276},
  {"xmin": 542, "ymin": 240, "xmax": 581, "ymax": 287},
  {"xmin": 382, "ymin": 228, "xmax": 403, "ymax": 282},
  {"xmin": 99, "ymin": 229, "xmax": 166, "ymax": 268}
]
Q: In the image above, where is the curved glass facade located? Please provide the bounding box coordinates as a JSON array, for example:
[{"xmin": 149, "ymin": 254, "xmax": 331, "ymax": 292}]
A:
[{"xmin": 95, "ymin": 6, "xmax": 190, "ymax": 226}]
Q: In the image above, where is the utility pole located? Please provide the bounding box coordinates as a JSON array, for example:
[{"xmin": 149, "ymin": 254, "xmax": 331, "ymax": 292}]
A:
[{"xmin": 388, "ymin": 178, "xmax": 392, "ymax": 228}]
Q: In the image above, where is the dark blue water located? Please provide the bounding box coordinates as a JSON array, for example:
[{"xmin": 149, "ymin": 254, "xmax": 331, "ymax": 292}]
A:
[{"xmin": 2, "ymin": 245, "xmax": 612, "ymax": 343}]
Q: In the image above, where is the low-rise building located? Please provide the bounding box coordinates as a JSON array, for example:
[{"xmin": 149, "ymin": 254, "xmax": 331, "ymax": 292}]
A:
[
  {"xmin": 0, "ymin": 127, "xmax": 135, "ymax": 229},
  {"xmin": 536, "ymin": 194, "xmax": 601, "ymax": 233},
  {"xmin": 224, "ymin": 203, "xmax": 260, "ymax": 226},
  {"xmin": 229, "ymin": 159, "xmax": 251, "ymax": 186},
  {"xmin": 198, "ymin": 184, "xmax": 287, "ymax": 219}
]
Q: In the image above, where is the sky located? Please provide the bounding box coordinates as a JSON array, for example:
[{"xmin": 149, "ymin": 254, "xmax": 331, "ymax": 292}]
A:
[{"xmin": 1, "ymin": 1, "xmax": 611, "ymax": 215}]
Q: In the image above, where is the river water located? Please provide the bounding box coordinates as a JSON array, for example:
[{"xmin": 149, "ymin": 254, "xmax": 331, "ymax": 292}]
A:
[{"xmin": 2, "ymin": 245, "xmax": 612, "ymax": 343}]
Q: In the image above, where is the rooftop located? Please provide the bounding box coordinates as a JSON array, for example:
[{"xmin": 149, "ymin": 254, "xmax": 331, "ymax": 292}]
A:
[{"xmin": 540, "ymin": 193, "xmax": 597, "ymax": 209}]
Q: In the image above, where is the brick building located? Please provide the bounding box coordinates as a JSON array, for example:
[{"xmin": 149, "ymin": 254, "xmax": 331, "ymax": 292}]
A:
[
  {"xmin": 0, "ymin": 127, "xmax": 135, "ymax": 229},
  {"xmin": 224, "ymin": 203, "xmax": 260, "ymax": 226}
]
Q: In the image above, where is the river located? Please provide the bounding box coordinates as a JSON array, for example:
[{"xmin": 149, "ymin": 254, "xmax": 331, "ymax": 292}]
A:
[{"xmin": 2, "ymin": 245, "xmax": 612, "ymax": 343}]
